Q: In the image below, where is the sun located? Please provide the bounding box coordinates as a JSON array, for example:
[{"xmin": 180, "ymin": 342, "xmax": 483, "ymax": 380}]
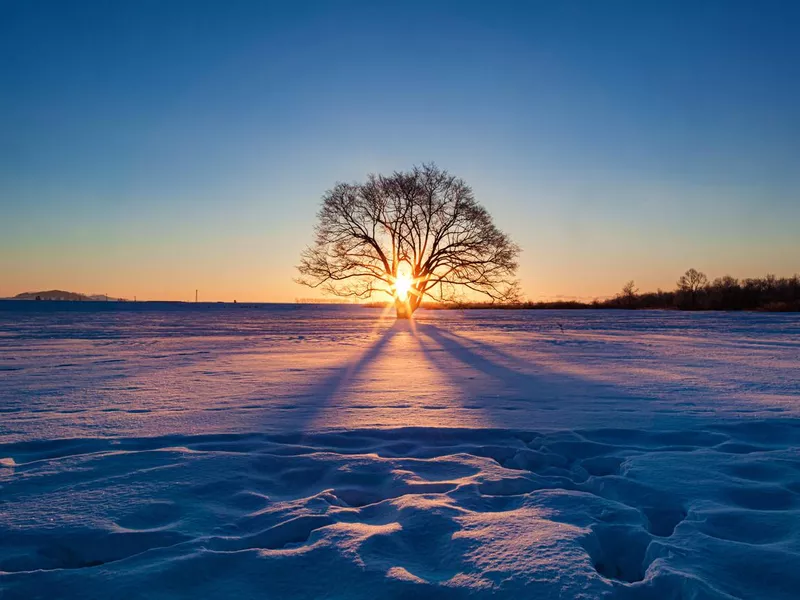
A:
[{"xmin": 393, "ymin": 272, "xmax": 413, "ymax": 301}]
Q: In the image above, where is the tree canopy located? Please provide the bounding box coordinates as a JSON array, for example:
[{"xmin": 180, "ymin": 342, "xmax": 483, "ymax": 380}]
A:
[{"xmin": 297, "ymin": 164, "xmax": 520, "ymax": 316}]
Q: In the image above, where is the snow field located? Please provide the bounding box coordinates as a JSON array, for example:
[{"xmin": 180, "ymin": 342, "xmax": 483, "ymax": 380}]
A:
[{"xmin": 1, "ymin": 304, "xmax": 798, "ymax": 598}]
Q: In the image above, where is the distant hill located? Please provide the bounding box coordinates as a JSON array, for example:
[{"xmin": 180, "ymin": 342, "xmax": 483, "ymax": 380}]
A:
[{"xmin": 11, "ymin": 290, "xmax": 121, "ymax": 301}]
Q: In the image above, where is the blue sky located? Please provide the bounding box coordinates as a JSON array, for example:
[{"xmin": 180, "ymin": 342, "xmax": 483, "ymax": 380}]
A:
[{"xmin": 1, "ymin": 0, "xmax": 798, "ymax": 301}]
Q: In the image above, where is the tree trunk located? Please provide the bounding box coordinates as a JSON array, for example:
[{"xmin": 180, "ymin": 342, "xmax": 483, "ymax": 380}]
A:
[{"xmin": 394, "ymin": 296, "xmax": 419, "ymax": 319}]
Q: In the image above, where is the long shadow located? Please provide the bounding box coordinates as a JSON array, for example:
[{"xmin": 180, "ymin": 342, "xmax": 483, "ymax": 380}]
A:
[
  {"xmin": 413, "ymin": 323, "xmax": 642, "ymax": 428},
  {"xmin": 273, "ymin": 320, "xmax": 404, "ymax": 433},
  {"xmin": 422, "ymin": 324, "xmax": 629, "ymax": 390},
  {"xmin": 434, "ymin": 327, "xmax": 651, "ymax": 401},
  {"xmin": 414, "ymin": 324, "xmax": 530, "ymax": 387}
]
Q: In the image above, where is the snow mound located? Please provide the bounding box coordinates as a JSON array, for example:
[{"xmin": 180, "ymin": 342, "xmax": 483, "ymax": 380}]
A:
[{"xmin": 1, "ymin": 424, "xmax": 798, "ymax": 599}]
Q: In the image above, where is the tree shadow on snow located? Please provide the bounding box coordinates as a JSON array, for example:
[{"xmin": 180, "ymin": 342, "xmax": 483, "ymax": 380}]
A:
[
  {"xmin": 412, "ymin": 323, "xmax": 642, "ymax": 428},
  {"xmin": 275, "ymin": 320, "xmax": 404, "ymax": 432}
]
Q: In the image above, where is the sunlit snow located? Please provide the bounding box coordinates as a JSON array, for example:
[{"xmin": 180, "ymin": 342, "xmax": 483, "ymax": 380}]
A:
[{"xmin": 1, "ymin": 303, "xmax": 798, "ymax": 598}]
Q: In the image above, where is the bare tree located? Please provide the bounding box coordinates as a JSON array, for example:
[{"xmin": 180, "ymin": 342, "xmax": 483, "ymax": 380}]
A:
[
  {"xmin": 296, "ymin": 164, "xmax": 520, "ymax": 317},
  {"xmin": 620, "ymin": 280, "xmax": 638, "ymax": 308},
  {"xmin": 677, "ymin": 268, "xmax": 708, "ymax": 309}
]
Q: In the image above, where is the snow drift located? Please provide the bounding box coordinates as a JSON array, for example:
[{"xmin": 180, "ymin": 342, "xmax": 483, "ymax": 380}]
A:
[{"xmin": 1, "ymin": 304, "xmax": 798, "ymax": 598}]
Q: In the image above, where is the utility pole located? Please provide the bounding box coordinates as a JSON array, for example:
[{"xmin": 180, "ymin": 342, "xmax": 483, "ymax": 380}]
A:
[{"xmin": 195, "ymin": 289, "xmax": 198, "ymax": 303}]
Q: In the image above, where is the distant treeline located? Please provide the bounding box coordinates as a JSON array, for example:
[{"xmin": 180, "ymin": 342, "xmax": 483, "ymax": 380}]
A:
[{"xmin": 422, "ymin": 271, "xmax": 800, "ymax": 312}]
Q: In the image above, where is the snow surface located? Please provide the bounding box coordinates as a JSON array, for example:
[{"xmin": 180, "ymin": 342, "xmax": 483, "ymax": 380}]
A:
[{"xmin": 1, "ymin": 303, "xmax": 798, "ymax": 598}]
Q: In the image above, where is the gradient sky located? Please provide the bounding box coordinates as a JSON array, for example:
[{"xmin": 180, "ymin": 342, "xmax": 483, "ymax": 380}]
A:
[{"xmin": 1, "ymin": 0, "xmax": 798, "ymax": 302}]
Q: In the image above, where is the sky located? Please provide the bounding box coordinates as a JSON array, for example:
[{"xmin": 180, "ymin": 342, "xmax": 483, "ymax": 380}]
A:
[{"xmin": 1, "ymin": 0, "xmax": 798, "ymax": 302}]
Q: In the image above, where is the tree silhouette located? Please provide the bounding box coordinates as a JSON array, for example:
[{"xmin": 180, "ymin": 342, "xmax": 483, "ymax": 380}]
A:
[
  {"xmin": 677, "ymin": 268, "xmax": 708, "ymax": 309},
  {"xmin": 620, "ymin": 280, "xmax": 638, "ymax": 308},
  {"xmin": 297, "ymin": 164, "xmax": 520, "ymax": 317}
]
